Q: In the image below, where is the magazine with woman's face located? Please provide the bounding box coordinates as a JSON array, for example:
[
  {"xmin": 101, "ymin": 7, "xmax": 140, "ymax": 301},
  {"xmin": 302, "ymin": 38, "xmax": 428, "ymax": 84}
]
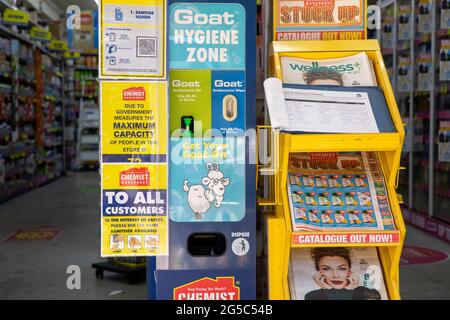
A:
[
  {"xmin": 280, "ymin": 53, "xmax": 377, "ymax": 87},
  {"xmin": 289, "ymin": 247, "xmax": 389, "ymax": 300}
]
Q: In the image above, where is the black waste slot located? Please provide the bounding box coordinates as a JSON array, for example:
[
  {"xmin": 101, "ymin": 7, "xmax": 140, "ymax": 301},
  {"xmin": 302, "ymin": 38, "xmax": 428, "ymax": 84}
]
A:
[{"xmin": 187, "ymin": 233, "xmax": 226, "ymax": 256}]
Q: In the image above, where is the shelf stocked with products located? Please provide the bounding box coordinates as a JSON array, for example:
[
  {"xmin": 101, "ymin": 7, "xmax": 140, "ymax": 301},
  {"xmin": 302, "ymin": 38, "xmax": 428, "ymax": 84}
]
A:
[
  {"xmin": 378, "ymin": 0, "xmax": 450, "ymax": 241},
  {"xmin": 0, "ymin": 34, "xmax": 37, "ymax": 202},
  {"xmin": 74, "ymin": 53, "xmax": 99, "ymax": 169},
  {"xmin": 39, "ymin": 52, "xmax": 63, "ymax": 178},
  {"xmin": 64, "ymin": 56, "xmax": 76, "ymax": 171},
  {"xmin": 0, "ymin": 22, "xmax": 64, "ymax": 203},
  {"xmin": 61, "ymin": 51, "xmax": 99, "ymax": 171}
]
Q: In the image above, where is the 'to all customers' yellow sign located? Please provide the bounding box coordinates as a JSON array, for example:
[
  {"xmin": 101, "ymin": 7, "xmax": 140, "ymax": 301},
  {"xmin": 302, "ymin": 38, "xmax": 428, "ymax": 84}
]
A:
[
  {"xmin": 3, "ymin": 8, "xmax": 29, "ymax": 25},
  {"xmin": 101, "ymin": 163, "xmax": 168, "ymax": 257}
]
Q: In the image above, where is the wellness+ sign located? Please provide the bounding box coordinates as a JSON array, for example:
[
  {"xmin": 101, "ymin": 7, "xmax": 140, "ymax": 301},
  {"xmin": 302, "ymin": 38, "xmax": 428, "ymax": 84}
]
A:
[{"xmin": 169, "ymin": 3, "xmax": 246, "ymax": 69}]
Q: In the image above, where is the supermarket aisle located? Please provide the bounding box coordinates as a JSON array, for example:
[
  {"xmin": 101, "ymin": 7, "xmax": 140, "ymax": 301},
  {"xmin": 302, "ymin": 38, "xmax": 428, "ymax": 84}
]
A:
[{"xmin": 0, "ymin": 172, "xmax": 146, "ymax": 300}]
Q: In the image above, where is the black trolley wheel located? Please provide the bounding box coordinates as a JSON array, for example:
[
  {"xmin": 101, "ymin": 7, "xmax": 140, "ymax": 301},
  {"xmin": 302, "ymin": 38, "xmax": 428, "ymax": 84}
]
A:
[
  {"xmin": 95, "ymin": 268, "xmax": 104, "ymax": 279},
  {"xmin": 127, "ymin": 273, "xmax": 139, "ymax": 284}
]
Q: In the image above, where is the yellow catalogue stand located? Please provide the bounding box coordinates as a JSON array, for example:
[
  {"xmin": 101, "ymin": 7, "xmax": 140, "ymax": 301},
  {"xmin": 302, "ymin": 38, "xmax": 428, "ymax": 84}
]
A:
[{"xmin": 260, "ymin": 40, "xmax": 406, "ymax": 300}]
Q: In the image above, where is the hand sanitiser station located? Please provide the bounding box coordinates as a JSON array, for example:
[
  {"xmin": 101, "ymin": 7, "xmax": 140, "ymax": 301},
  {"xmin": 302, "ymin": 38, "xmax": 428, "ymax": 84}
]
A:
[{"xmin": 152, "ymin": 0, "xmax": 257, "ymax": 300}]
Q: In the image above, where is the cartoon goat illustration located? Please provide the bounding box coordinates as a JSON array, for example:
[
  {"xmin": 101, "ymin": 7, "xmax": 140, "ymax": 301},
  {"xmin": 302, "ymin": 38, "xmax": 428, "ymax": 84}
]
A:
[
  {"xmin": 183, "ymin": 162, "xmax": 230, "ymax": 220},
  {"xmin": 202, "ymin": 162, "xmax": 230, "ymax": 208},
  {"xmin": 183, "ymin": 181, "xmax": 214, "ymax": 220}
]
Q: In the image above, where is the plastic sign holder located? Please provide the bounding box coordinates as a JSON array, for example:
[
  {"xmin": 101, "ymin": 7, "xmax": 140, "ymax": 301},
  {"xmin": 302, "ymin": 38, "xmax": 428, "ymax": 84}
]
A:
[
  {"xmin": 48, "ymin": 40, "xmax": 68, "ymax": 52},
  {"xmin": 151, "ymin": 0, "xmax": 256, "ymax": 300},
  {"xmin": 262, "ymin": 40, "xmax": 406, "ymax": 300},
  {"xmin": 98, "ymin": 0, "xmax": 169, "ymax": 258},
  {"xmin": 2, "ymin": 8, "xmax": 30, "ymax": 26},
  {"xmin": 30, "ymin": 27, "xmax": 52, "ymax": 43},
  {"xmin": 99, "ymin": 0, "xmax": 167, "ymax": 79}
]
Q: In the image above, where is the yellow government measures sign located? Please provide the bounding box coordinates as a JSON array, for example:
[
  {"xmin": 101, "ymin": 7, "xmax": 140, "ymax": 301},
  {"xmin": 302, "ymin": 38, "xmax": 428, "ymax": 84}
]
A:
[{"xmin": 101, "ymin": 81, "xmax": 167, "ymax": 163}]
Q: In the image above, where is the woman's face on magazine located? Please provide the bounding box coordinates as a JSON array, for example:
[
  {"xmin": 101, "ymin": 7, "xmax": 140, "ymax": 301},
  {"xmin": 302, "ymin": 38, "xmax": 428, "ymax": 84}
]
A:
[{"xmin": 318, "ymin": 256, "xmax": 350, "ymax": 289}]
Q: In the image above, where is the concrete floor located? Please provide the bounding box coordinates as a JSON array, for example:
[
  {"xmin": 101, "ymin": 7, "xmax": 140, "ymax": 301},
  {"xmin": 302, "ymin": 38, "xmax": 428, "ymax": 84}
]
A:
[
  {"xmin": 0, "ymin": 172, "xmax": 449, "ymax": 300},
  {"xmin": 400, "ymin": 225, "xmax": 450, "ymax": 300}
]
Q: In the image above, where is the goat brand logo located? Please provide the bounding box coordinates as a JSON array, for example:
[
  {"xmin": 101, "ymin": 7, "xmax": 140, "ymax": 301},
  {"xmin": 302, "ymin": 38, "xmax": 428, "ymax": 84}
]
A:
[
  {"xmin": 123, "ymin": 87, "xmax": 146, "ymax": 101},
  {"xmin": 120, "ymin": 168, "xmax": 150, "ymax": 186},
  {"xmin": 173, "ymin": 277, "xmax": 240, "ymax": 300}
]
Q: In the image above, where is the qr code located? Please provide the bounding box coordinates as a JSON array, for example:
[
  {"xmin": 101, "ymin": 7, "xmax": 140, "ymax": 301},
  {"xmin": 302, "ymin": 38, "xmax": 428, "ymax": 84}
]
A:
[{"xmin": 136, "ymin": 36, "xmax": 157, "ymax": 58}]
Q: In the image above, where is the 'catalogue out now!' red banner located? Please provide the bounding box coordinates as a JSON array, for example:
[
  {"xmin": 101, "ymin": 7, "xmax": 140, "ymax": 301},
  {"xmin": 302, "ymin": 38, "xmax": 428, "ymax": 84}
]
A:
[{"xmin": 292, "ymin": 232, "xmax": 400, "ymax": 245}]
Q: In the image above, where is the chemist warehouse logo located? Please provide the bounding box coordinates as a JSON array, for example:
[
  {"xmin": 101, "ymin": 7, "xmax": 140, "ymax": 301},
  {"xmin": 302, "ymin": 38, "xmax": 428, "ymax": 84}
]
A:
[
  {"xmin": 120, "ymin": 168, "xmax": 150, "ymax": 187},
  {"xmin": 174, "ymin": 277, "xmax": 240, "ymax": 300},
  {"xmin": 123, "ymin": 87, "xmax": 146, "ymax": 101}
]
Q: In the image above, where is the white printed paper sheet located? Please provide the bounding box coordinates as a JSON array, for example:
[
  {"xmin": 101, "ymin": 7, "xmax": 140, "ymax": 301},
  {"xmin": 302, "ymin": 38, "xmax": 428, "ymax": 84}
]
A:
[
  {"xmin": 100, "ymin": 0, "xmax": 166, "ymax": 78},
  {"xmin": 264, "ymin": 78, "xmax": 379, "ymax": 133}
]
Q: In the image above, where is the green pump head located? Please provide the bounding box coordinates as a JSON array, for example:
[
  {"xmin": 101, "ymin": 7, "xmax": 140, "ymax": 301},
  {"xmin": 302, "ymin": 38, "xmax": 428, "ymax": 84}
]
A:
[{"xmin": 181, "ymin": 116, "xmax": 194, "ymax": 137}]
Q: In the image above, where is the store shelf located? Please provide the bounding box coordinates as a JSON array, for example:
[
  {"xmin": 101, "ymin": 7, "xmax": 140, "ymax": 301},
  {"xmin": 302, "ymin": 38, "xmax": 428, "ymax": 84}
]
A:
[
  {"xmin": 80, "ymin": 77, "xmax": 97, "ymax": 82},
  {"xmin": 0, "ymin": 21, "xmax": 65, "ymax": 202},
  {"xmin": 380, "ymin": 0, "xmax": 450, "ymax": 229},
  {"xmin": 420, "ymin": 160, "xmax": 450, "ymax": 172},
  {"xmin": 415, "ymin": 38, "xmax": 431, "ymax": 46},
  {"xmin": 80, "ymin": 52, "xmax": 98, "ymax": 56},
  {"xmin": 80, "ymin": 135, "xmax": 99, "ymax": 144},
  {"xmin": 79, "ymin": 151, "xmax": 98, "ymax": 162},
  {"xmin": 379, "ymin": 0, "xmax": 396, "ymax": 9},
  {"xmin": 401, "ymin": 206, "xmax": 450, "ymax": 243},
  {"xmin": 0, "ymin": 25, "xmax": 59, "ymax": 59},
  {"xmin": 75, "ymin": 67, "xmax": 98, "ymax": 72},
  {"xmin": 399, "ymin": 181, "xmax": 450, "ymax": 199},
  {"xmin": 437, "ymin": 29, "xmax": 450, "ymax": 38},
  {"xmin": 76, "ymin": 96, "xmax": 98, "ymax": 100}
]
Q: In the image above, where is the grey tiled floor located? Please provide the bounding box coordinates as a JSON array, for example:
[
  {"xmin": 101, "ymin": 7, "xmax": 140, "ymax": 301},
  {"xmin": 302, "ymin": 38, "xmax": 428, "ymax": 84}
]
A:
[{"xmin": 0, "ymin": 172, "xmax": 146, "ymax": 300}]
